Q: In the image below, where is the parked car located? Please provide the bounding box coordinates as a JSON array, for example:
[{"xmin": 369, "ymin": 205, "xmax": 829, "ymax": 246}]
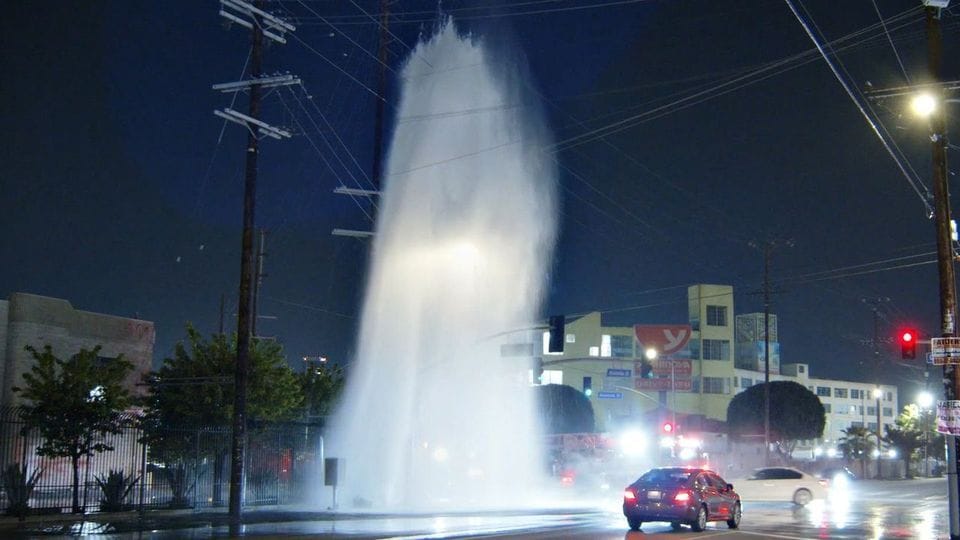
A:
[
  {"xmin": 734, "ymin": 466, "xmax": 828, "ymax": 505},
  {"xmin": 622, "ymin": 466, "xmax": 741, "ymax": 532}
]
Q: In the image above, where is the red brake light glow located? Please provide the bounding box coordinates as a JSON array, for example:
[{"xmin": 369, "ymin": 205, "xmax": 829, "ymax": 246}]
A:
[
  {"xmin": 674, "ymin": 491, "xmax": 691, "ymax": 503},
  {"xmin": 624, "ymin": 489, "xmax": 637, "ymax": 501}
]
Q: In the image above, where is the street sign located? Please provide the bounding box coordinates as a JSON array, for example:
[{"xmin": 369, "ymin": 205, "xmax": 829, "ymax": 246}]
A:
[
  {"xmin": 930, "ymin": 337, "xmax": 960, "ymax": 365},
  {"xmin": 499, "ymin": 343, "xmax": 534, "ymax": 357},
  {"xmin": 597, "ymin": 391, "xmax": 623, "ymax": 399},
  {"xmin": 937, "ymin": 400, "xmax": 960, "ymax": 435},
  {"xmin": 606, "ymin": 368, "xmax": 632, "ymax": 378}
]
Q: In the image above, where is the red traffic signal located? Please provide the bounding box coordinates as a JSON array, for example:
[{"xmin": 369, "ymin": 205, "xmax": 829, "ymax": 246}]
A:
[
  {"xmin": 900, "ymin": 329, "xmax": 917, "ymax": 360},
  {"xmin": 662, "ymin": 422, "xmax": 674, "ymax": 434}
]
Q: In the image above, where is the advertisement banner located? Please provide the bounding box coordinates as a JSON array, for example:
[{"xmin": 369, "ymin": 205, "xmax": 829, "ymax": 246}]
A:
[
  {"xmin": 634, "ymin": 324, "xmax": 693, "ymax": 356},
  {"xmin": 937, "ymin": 400, "xmax": 960, "ymax": 435},
  {"xmin": 634, "ymin": 377, "xmax": 692, "ymax": 391}
]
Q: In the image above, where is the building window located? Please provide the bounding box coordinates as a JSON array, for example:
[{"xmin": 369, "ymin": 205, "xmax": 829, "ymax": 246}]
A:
[
  {"xmin": 868, "ymin": 422, "xmax": 877, "ymax": 431},
  {"xmin": 851, "ymin": 421, "xmax": 863, "ymax": 428},
  {"xmin": 798, "ymin": 365, "xmax": 805, "ymax": 373},
  {"xmin": 816, "ymin": 386, "xmax": 831, "ymax": 397},
  {"xmin": 848, "ymin": 405, "xmax": 857, "ymax": 415},
  {"xmin": 834, "ymin": 388, "xmax": 848, "ymax": 398},
  {"xmin": 601, "ymin": 335, "xmax": 612, "ymax": 357},
  {"xmin": 883, "ymin": 407, "xmax": 893, "ymax": 417},
  {"xmin": 706, "ymin": 305, "xmax": 727, "ymax": 326},
  {"xmin": 741, "ymin": 377, "xmax": 753, "ymax": 388},
  {"xmin": 858, "ymin": 405, "xmax": 864, "ymax": 415},
  {"xmin": 850, "ymin": 389, "xmax": 861, "ymax": 399},
  {"xmin": 702, "ymin": 339, "xmax": 730, "ymax": 361},
  {"xmin": 589, "ymin": 346, "xmax": 599, "ymax": 357},
  {"xmin": 885, "ymin": 391, "xmax": 893, "ymax": 402},
  {"xmin": 541, "ymin": 370, "xmax": 562, "ymax": 385},
  {"xmin": 611, "ymin": 335, "xmax": 633, "ymax": 358},
  {"xmin": 823, "ymin": 403, "xmax": 832, "ymax": 413},
  {"xmin": 867, "ymin": 406, "xmax": 876, "ymax": 416},
  {"xmin": 703, "ymin": 377, "xmax": 725, "ymax": 394}
]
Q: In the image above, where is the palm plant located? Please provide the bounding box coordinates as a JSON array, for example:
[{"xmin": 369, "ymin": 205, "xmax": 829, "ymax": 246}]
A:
[
  {"xmin": 2, "ymin": 463, "xmax": 43, "ymax": 520},
  {"xmin": 94, "ymin": 469, "xmax": 140, "ymax": 512},
  {"xmin": 838, "ymin": 426, "xmax": 875, "ymax": 478}
]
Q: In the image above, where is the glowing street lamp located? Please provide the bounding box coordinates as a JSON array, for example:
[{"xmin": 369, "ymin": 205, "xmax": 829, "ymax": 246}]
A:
[
  {"xmin": 918, "ymin": 391, "xmax": 934, "ymax": 409},
  {"xmin": 912, "ymin": 93, "xmax": 938, "ymax": 118}
]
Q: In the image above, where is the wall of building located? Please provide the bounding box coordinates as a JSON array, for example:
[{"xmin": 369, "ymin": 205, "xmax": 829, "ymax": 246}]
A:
[{"xmin": 1, "ymin": 293, "xmax": 154, "ymax": 405}]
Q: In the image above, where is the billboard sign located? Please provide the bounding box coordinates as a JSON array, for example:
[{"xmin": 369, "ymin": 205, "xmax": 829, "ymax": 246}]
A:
[
  {"xmin": 634, "ymin": 324, "xmax": 693, "ymax": 356},
  {"xmin": 635, "ymin": 377, "xmax": 692, "ymax": 391}
]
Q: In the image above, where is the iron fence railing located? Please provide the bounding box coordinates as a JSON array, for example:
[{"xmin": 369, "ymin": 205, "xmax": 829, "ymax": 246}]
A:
[{"xmin": 0, "ymin": 407, "xmax": 325, "ymax": 516}]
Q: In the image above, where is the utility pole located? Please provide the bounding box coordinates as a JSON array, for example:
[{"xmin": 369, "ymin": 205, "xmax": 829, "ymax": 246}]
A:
[
  {"xmin": 214, "ymin": 0, "xmax": 296, "ymax": 527},
  {"xmin": 252, "ymin": 228, "xmax": 268, "ymax": 338},
  {"xmin": 862, "ymin": 296, "xmax": 889, "ymax": 479},
  {"xmin": 750, "ymin": 238, "xmax": 790, "ymax": 466},
  {"xmin": 924, "ymin": 2, "xmax": 960, "ymax": 538},
  {"xmin": 331, "ymin": 0, "xmax": 390, "ymax": 238}
]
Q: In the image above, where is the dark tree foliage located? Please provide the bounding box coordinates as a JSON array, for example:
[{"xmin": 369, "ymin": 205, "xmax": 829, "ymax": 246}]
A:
[
  {"xmin": 140, "ymin": 326, "xmax": 303, "ymax": 457},
  {"xmin": 13, "ymin": 345, "xmax": 134, "ymax": 514},
  {"xmin": 534, "ymin": 384, "xmax": 595, "ymax": 434},
  {"xmin": 726, "ymin": 381, "xmax": 825, "ymax": 452},
  {"xmin": 884, "ymin": 405, "xmax": 925, "ymax": 479},
  {"xmin": 299, "ymin": 362, "xmax": 345, "ymax": 421}
]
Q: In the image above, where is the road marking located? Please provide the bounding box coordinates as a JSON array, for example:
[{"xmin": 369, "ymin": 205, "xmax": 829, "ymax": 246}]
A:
[{"xmin": 735, "ymin": 530, "xmax": 822, "ymax": 540}]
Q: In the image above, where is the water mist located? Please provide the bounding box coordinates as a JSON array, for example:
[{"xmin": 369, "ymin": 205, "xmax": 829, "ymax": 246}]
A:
[{"xmin": 326, "ymin": 19, "xmax": 558, "ymax": 511}]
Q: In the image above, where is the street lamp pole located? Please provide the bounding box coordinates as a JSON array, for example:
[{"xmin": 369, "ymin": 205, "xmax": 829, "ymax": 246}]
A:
[{"xmin": 874, "ymin": 387, "xmax": 883, "ymax": 479}]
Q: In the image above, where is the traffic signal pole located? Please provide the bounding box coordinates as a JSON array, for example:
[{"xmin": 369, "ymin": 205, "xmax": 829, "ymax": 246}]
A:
[{"xmin": 923, "ymin": 4, "xmax": 960, "ymax": 538}]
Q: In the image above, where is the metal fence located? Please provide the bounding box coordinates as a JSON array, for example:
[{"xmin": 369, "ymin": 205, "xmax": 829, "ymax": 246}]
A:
[{"xmin": 0, "ymin": 407, "xmax": 326, "ymax": 515}]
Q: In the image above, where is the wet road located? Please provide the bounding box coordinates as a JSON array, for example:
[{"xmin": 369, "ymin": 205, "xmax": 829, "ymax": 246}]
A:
[{"xmin": 5, "ymin": 477, "xmax": 950, "ymax": 538}]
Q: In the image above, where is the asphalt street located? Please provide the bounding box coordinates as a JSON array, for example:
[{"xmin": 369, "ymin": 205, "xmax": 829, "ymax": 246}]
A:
[{"xmin": 0, "ymin": 478, "xmax": 948, "ymax": 539}]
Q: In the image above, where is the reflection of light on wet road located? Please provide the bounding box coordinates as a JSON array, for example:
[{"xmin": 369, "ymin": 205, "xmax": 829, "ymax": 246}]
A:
[{"xmin": 912, "ymin": 508, "xmax": 939, "ymax": 540}]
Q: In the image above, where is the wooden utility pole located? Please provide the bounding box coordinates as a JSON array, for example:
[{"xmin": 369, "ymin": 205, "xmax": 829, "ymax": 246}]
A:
[
  {"xmin": 214, "ymin": 0, "xmax": 297, "ymax": 526},
  {"xmin": 923, "ymin": 3, "xmax": 960, "ymax": 538}
]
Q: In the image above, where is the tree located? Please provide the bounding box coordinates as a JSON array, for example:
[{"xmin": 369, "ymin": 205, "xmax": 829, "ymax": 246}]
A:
[
  {"xmin": 837, "ymin": 426, "xmax": 874, "ymax": 478},
  {"xmin": 534, "ymin": 384, "xmax": 595, "ymax": 434},
  {"xmin": 13, "ymin": 345, "xmax": 134, "ymax": 514},
  {"xmin": 140, "ymin": 326, "xmax": 302, "ymax": 505},
  {"xmin": 299, "ymin": 362, "xmax": 345, "ymax": 421},
  {"xmin": 726, "ymin": 381, "xmax": 825, "ymax": 459},
  {"xmin": 884, "ymin": 404, "xmax": 924, "ymax": 478}
]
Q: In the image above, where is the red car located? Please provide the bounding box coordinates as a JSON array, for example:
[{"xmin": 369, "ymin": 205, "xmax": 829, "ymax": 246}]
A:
[{"xmin": 622, "ymin": 466, "xmax": 741, "ymax": 532}]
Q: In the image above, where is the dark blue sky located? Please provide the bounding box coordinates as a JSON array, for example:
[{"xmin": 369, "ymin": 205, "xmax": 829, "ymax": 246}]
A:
[{"xmin": 2, "ymin": 1, "xmax": 958, "ymax": 402}]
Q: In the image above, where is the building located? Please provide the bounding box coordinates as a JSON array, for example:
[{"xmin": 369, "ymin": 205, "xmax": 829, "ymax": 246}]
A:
[
  {"xmin": 0, "ymin": 293, "xmax": 154, "ymax": 405},
  {"xmin": 539, "ymin": 283, "xmax": 898, "ymax": 454}
]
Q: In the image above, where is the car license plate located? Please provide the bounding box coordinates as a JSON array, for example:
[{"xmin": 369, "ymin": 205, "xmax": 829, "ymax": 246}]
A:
[{"xmin": 647, "ymin": 490, "xmax": 661, "ymax": 500}]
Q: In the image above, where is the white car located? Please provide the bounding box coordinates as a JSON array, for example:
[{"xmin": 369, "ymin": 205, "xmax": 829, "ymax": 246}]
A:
[{"xmin": 733, "ymin": 467, "xmax": 828, "ymax": 506}]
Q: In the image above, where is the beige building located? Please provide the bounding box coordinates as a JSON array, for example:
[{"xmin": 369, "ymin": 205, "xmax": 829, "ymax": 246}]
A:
[
  {"xmin": 0, "ymin": 293, "xmax": 154, "ymax": 405},
  {"xmin": 541, "ymin": 284, "xmax": 736, "ymax": 432},
  {"xmin": 539, "ymin": 283, "xmax": 899, "ymax": 454}
]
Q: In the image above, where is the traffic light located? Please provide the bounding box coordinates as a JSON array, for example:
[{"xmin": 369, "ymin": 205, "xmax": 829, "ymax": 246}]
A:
[
  {"xmin": 548, "ymin": 315, "xmax": 565, "ymax": 353},
  {"xmin": 900, "ymin": 329, "xmax": 917, "ymax": 360},
  {"xmin": 583, "ymin": 376, "xmax": 592, "ymax": 397},
  {"xmin": 662, "ymin": 422, "xmax": 674, "ymax": 434},
  {"xmin": 640, "ymin": 360, "xmax": 654, "ymax": 378}
]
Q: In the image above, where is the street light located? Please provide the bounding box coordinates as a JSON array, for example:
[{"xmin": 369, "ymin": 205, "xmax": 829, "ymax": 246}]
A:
[{"xmin": 873, "ymin": 387, "xmax": 883, "ymax": 479}]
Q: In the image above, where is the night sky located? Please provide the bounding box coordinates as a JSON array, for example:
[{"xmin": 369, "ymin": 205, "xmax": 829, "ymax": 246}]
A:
[{"xmin": 2, "ymin": 1, "xmax": 958, "ymax": 404}]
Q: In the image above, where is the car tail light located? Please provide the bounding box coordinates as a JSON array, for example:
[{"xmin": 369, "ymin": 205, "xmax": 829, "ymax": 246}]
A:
[
  {"xmin": 818, "ymin": 479, "xmax": 829, "ymax": 487},
  {"xmin": 674, "ymin": 491, "xmax": 691, "ymax": 503},
  {"xmin": 623, "ymin": 489, "xmax": 637, "ymax": 501}
]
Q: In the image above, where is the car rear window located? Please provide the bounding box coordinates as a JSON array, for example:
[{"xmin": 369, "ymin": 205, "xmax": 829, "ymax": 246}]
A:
[{"xmin": 638, "ymin": 469, "xmax": 694, "ymax": 485}]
